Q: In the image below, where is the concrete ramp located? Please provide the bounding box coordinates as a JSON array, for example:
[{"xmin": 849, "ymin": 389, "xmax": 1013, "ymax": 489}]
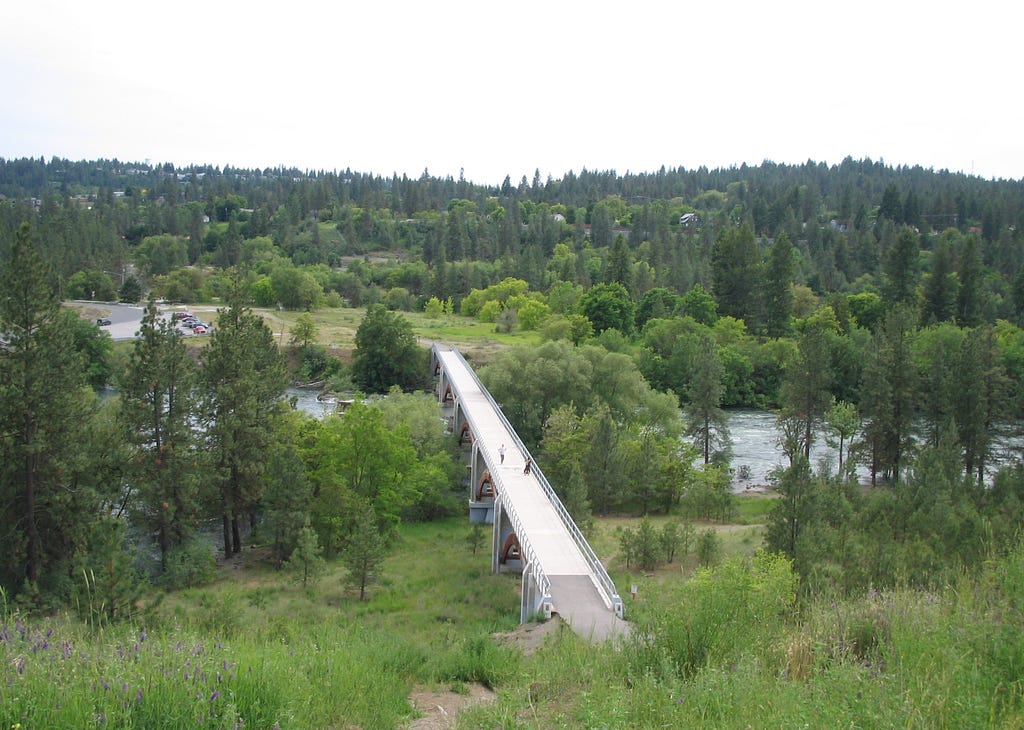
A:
[{"xmin": 548, "ymin": 575, "xmax": 630, "ymax": 643}]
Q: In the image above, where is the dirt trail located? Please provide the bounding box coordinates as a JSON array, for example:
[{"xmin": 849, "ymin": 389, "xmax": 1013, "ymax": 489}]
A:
[{"xmin": 404, "ymin": 618, "xmax": 564, "ymax": 728}]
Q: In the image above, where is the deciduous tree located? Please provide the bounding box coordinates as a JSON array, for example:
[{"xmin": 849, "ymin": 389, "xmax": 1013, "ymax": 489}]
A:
[{"xmin": 351, "ymin": 304, "xmax": 427, "ymax": 393}]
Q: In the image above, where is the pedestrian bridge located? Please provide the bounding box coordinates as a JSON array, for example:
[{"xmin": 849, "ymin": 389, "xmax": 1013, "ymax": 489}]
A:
[{"xmin": 431, "ymin": 344, "xmax": 627, "ymax": 642}]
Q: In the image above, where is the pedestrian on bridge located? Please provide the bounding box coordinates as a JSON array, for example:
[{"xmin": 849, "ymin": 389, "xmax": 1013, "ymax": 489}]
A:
[
  {"xmin": 499, "ymin": 444, "xmax": 506, "ymax": 464},
  {"xmin": 523, "ymin": 457, "xmax": 532, "ymax": 475}
]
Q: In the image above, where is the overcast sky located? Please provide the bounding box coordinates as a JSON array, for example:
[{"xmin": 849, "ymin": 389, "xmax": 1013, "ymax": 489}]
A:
[{"xmin": 3, "ymin": 0, "xmax": 1022, "ymax": 186}]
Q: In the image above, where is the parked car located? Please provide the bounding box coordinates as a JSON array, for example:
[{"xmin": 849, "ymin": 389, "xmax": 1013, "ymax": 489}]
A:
[
  {"xmin": 181, "ymin": 317, "xmax": 199, "ymax": 327},
  {"xmin": 192, "ymin": 324, "xmax": 209, "ymax": 334},
  {"xmin": 172, "ymin": 312, "xmax": 194, "ymax": 320},
  {"xmin": 96, "ymin": 317, "xmax": 111, "ymax": 326}
]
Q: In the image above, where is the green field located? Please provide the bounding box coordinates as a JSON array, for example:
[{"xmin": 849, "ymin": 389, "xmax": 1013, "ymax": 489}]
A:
[{"xmin": 5, "ymin": 502, "xmax": 1024, "ymax": 728}]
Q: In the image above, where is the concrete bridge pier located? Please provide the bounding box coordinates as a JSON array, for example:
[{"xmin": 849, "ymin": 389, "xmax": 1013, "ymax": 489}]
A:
[
  {"xmin": 468, "ymin": 443, "xmax": 493, "ymax": 524},
  {"xmin": 491, "ymin": 495, "xmax": 521, "ymax": 573},
  {"xmin": 521, "ymin": 560, "xmax": 553, "ymax": 623}
]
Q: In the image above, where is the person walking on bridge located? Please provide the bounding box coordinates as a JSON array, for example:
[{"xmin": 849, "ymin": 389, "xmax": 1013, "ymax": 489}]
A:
[
  {"xmin": 499, "ymin": 444, "xmax": 506, "ymax": 464},
  {"xmin": 523, "ymin": 457, "xmax": 532, "ymax": 475}
]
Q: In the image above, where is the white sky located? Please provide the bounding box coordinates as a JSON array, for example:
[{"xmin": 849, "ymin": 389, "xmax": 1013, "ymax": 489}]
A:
[{"xmin": 2, "ymin": 0, "xmax": 1022, "ymax": 186}]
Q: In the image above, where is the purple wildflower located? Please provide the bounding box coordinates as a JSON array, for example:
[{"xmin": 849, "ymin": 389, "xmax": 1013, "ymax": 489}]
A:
[{"xmin": 210, "ymin": 691, "xmax": 220, "ymax": 702}]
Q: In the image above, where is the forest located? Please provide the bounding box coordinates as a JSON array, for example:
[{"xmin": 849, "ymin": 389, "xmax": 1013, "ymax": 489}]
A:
[{"xmin": 2, "ymin": 156, "xmax": 1024, "ymax": 725}]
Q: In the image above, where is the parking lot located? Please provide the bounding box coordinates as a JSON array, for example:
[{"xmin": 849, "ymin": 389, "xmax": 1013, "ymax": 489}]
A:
[{"xmin": 67, "ymin": 302, "xmax": 214, "ymax": 341}]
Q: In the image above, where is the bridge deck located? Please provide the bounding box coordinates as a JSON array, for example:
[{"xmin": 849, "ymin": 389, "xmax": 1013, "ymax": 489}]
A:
[
  {"xmin": 437, "ymin": 349, "xmax": 628, "ymax": 639},
  {"xmin": 437, "ymin": 349, "xmax": 591, "ymax": 576}
]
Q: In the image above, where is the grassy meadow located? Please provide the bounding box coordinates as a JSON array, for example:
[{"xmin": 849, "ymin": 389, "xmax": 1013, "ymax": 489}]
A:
[
  {"xmin": 8, "ymin": 497, "xmax": 1024, "ymax": 724},
  {"xmin": 6, "ymin": 500, "xmax": 1022, "ymax": 728}
]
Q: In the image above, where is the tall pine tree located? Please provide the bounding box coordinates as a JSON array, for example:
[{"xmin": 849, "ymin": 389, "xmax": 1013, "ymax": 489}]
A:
[
  {"xmin": 200, "ymin": 289, "xmax": 287, "ymax": 557},
  {"xmin": 0, "ymin": 223, "xmax": 95, "ymax": 592}
]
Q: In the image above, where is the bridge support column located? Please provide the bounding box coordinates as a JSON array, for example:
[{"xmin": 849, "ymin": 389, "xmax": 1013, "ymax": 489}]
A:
[
  {"xmin": 521, "ymin": 563, "xmax": 552, "ymax": 623},
  {"xmin": 491, "ymin": 496, "xmax": 504, "ymax": 574},
  {"xmin": 468, "ymin": 442, "xmax": 493, "ymax": 524}
]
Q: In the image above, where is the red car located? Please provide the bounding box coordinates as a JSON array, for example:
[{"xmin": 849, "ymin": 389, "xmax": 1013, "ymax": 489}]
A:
[{"xmin": 193, "ymin": 324, "xmax": 209, "ymax": 334}]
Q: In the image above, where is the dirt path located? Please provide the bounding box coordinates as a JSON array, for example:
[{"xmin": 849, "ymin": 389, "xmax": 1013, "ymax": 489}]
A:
[
  {"xmin": 405, "ymin": 683, "xmax": 497, "ymax": 729},
  {"xmin": 403, "ymin": 619, "xmax": 564, "ymax": 728}
]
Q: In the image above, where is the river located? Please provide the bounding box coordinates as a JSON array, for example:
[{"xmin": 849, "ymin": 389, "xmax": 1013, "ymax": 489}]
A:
[
  {"xmin": 286, "ymin": 389, "xmax": 841, "ymax": 491},
  {"xmin": 724, "ymin": 409, "xmax": 853, "ymax": 490},
  {"xmin": 286, "ymin": 390, "xmax": 1019, "ymax": 491}
]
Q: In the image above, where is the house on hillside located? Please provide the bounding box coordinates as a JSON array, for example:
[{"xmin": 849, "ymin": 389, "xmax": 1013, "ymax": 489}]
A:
[{"xmin": 679, "ymin": 213, "xmax": 701, "ymax": 229}]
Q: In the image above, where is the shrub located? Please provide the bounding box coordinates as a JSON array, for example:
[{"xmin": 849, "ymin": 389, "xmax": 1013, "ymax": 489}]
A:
[
  {"xmin": 630, "ymin": 550, "xmax": 796, "ymax": 679},
  {"xmin": 160, "ymin": 540, "xmax": 216, "ymax": 590}
]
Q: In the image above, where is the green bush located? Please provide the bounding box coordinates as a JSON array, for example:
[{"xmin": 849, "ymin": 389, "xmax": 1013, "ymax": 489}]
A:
[
  {"xmin": 630, "ymin": 550, "xmax": 797, "ymax": 679},
  {"xmin": 160, "ymin": 540, "xmax": 216, "ymax": 590}
]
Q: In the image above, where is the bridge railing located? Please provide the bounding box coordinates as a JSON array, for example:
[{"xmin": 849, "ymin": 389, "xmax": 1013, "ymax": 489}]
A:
[{"xmin": 440, "ymin": 345, "xmax": 624, "ymax": 618}]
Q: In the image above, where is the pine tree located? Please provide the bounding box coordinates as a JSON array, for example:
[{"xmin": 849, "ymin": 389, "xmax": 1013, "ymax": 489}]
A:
[
  {"xmin": 342, "ymin": 506, "xmax": 387, "ymax": 601},
  {"xmin": 201, "ymin": 289, "xmax": 288, "ymax": 557},
  {"xmin": 285, "ymin": 525, "xmax": 325, "ymax": 589},
  {"xmin": 920, "ymin": 240, "xmax": 958, "ymax": 325},
  {"xmin": 0, "ymin": 223, "xmax": 95, "ymax": 590},
  {"xmin": 779, "ymin": 325, "xmax": 834, "ymax": 461},
  {"xmin": 859, "ymin": 306, "xmax": 917, "ymax": 484},
  {"xmin": 119, "ymin": 298, "xmax": 199, "ymax": 569},
  {"xmin": 884, "ymin": 226, "xmax": 920, "ymax": 306},
  {"xmin": 763, "ymin": 232, "xmax": 795, "ymax": 337},
  {"xmin": 604, "ymin": 235, "xmax": 634, "ymax": 293},
  {"xmin": 956, "ymin": 235, "xmax": 983, "ymax": 327},
  {"xmin": 685, "ymin": 336, "xmax": 730, "ymax": 464},
  {"xmin": 711, "ymin": 223, "xmax": 762, "ymax": 326}
]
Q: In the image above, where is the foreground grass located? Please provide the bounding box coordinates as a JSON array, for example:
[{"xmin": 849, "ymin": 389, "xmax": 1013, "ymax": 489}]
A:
[
  {"xmin": 5, "ymin": 504, "xmax": 1023, "ymax": 728},
  {"xmin": 0, "ymin": 509, "xmax": 763, "ymax": 729},
  {"xmin": 462, "ymin": 540, "xmax": 1024, "ymax": 729}
]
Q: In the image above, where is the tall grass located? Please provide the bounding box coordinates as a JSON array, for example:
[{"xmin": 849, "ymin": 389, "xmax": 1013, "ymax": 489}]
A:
[
  {"xmin": 469, "ymin": 540, "xmax": 1024, "ymax": 728},
  {"xmin": 5, "ymin": 516, "xmax": 1022, "ymax": 728},
  {"xmin": 0, "ymin": 618, "xmax": 416, "ymax": 728}
]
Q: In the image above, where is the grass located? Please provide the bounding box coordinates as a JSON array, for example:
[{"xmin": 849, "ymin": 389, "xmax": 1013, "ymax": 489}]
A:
[
  {"xmin": 238, "ymin": 305, "xmax": 541, "ymax": 355},
  {"xmin": 5, "ymin": 510, "xmax": 1024, "ymax": 728}
]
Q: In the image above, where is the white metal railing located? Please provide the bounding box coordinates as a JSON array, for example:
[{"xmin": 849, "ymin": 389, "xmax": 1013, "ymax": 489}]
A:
[{"xmin": 437, "ymin": 345, "xmax": 623, "ymax": 618}]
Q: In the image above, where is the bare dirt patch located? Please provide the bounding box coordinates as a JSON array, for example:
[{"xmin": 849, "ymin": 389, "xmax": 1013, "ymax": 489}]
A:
[
  {"xmin": 404, "ymin": 619, "xmax": 564, "ymax": 728},
  {"xmin": 405, "ymin": 683, "xmax": 497, "ymax": 729},
  {"xmin": 493, "ymin": 615, "xmax": 565, "ymax": 656}
]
